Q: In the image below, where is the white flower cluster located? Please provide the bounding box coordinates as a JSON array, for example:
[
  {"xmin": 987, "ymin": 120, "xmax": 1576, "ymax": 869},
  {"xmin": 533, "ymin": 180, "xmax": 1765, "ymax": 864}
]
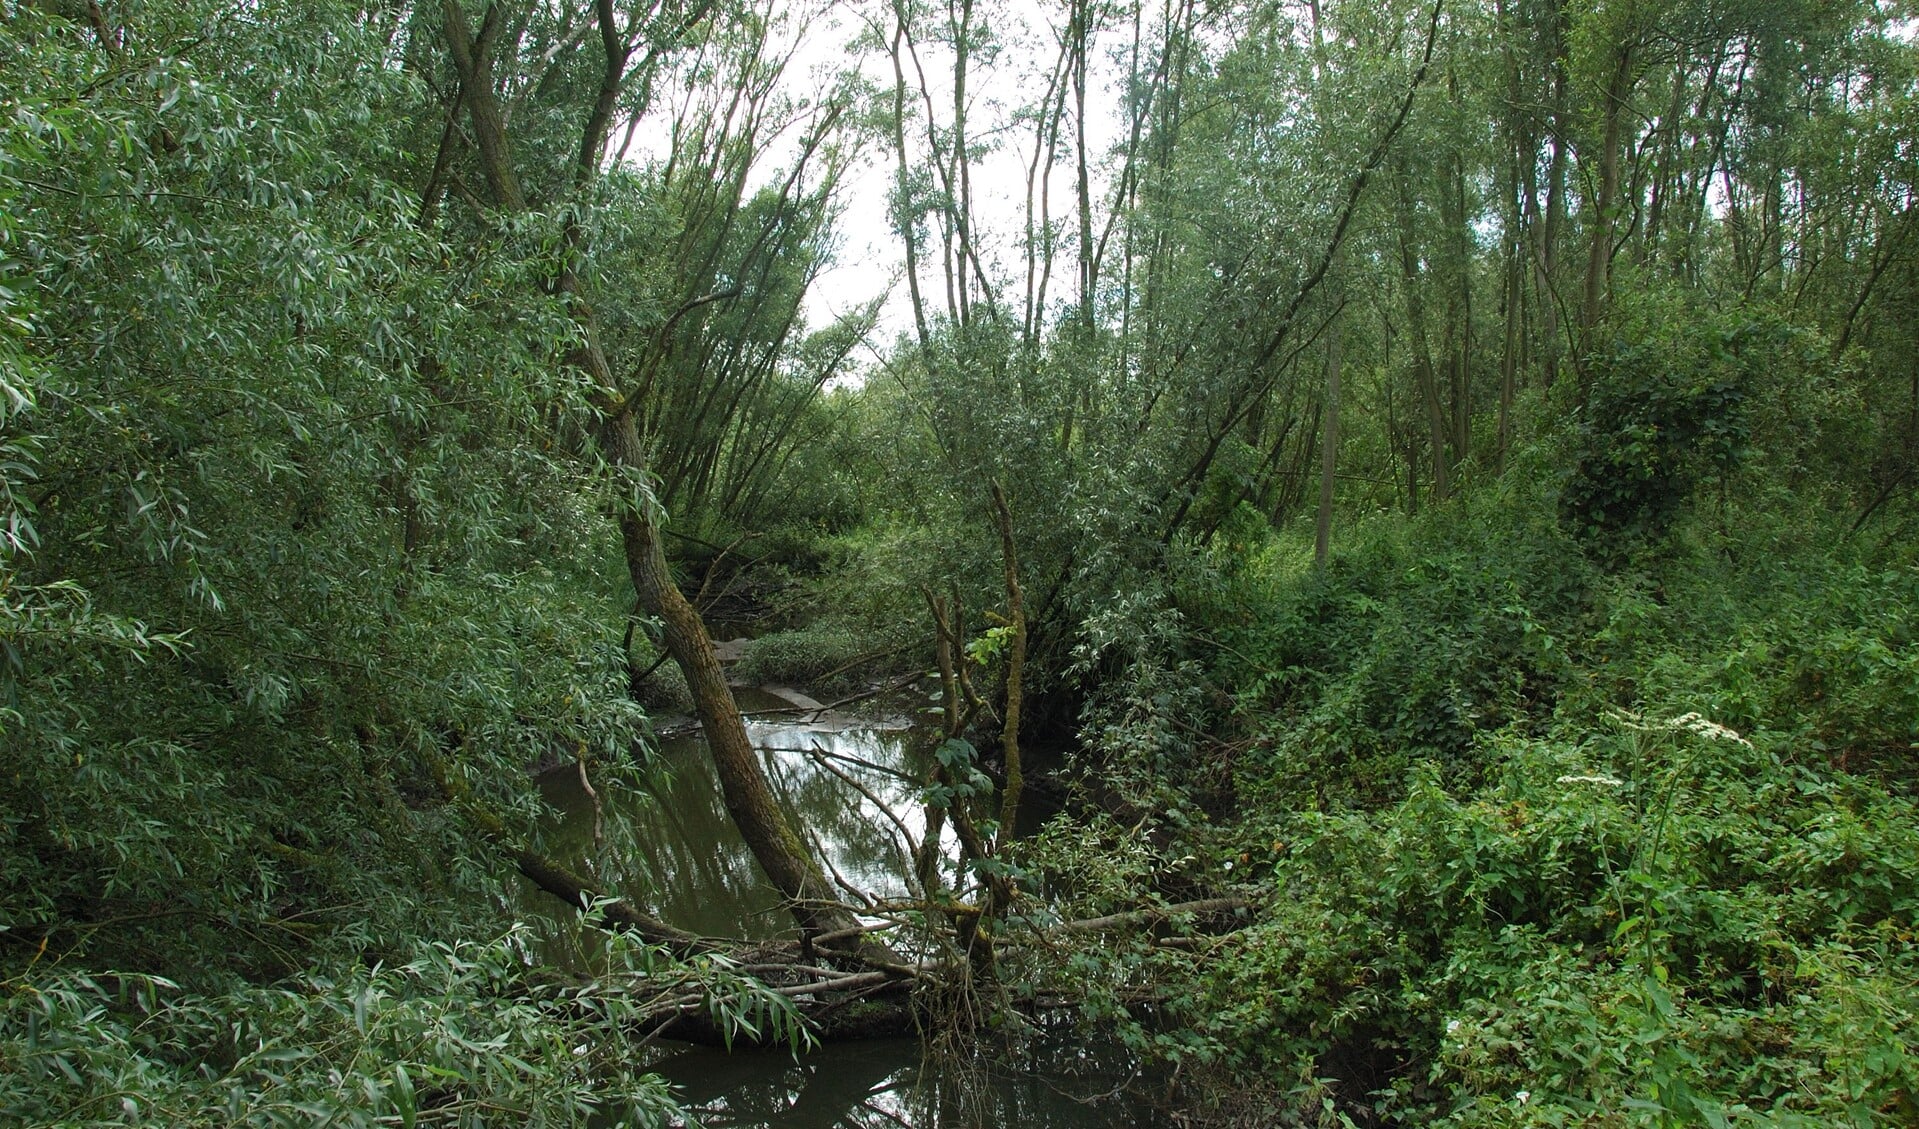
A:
[
  {"xmin": 1609, "ymin": 708, "xmax": 1754, "ymax": 748},
  {"xmin": 1556, "ymin": 774, "xmax": 1625, "ymax": 787},
  {"xmin": 1664, "ymin": 711, "xmax": 1754, "ymax": 748}
]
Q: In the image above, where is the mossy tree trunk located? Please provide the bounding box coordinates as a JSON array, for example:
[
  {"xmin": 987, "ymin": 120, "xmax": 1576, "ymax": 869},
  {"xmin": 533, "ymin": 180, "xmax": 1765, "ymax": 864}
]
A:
[
  {"xmin": 599, "ymin": 411, "xmax": 864, "ymax": 939},
  {"xmin": 439, "ymin": 0, "xmax": 865, "ymax": 945}
]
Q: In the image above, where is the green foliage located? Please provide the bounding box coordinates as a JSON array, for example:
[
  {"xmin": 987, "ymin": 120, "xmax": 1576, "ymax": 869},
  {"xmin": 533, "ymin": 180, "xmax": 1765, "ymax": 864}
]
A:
[
  {"xmin": 731, "ymin": 624, "xmax": 885, "ymax": 698},
  {"xmin": 1062, "ymin": 465, "xmax": 1919, "ymax": 1123},
  {"xmin": 964, "ymin": 624, "xmax": 1018, "ymax": 668},
  {"xmin": 1556, "ymin": 511, "xmax": 1919, "ymax": 779},
  {"xmin": 1190, "ymin": 494, "xmax": 1591, "ymax": 805},
  {"xmin": 926, "ymin": 737, "xmax": 997, "ymax": 815},
  {"xmin": 1560, "ymin": 306, "xmax": 1760, "ymax": 549},
  {"xmin": 1184, "ymin": 719, "xmax": 1919, "ymax": 1126},
  {"xmin": 3, "ymin": 0, "xmax": 1917, "ymax": 1121},
  {"xmin": 0, "ymin": 0, "xmax": 639, "ymax": 1003},
  {"xmin": 1075, "ymin": 641, "xmax": 1212, "ymax": 804},
  {"xmin": 0, "ymin": 926, "xmax": 718, "ymax": 1127}
]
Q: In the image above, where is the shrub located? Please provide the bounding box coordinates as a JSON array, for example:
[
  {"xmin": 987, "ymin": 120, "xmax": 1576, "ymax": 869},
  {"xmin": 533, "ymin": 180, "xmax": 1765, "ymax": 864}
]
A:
[
  {"xmin": 1559, "ymin": 308, "xmax": 1759, "ymax": 550},
  {"xmin": 732, "ymin": 625, "xmax": 890, "ymax": 698},
  {"xmin": 1189, "ymin": 496, "xmax": 1592, "ymax": 805},
  {"xmin": 1187, "ymin": 718, "xmax": 1919, "ymax": 1126}
]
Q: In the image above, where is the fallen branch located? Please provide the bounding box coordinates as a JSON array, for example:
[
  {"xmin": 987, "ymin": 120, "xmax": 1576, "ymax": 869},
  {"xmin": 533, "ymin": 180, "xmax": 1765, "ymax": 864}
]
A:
[
  {"xmin": 811, "ymin": 639, "xmax": 923, "ymax": 686},
  {"xmin": 775, "ymin": 970, "xmax": 897, "ymax": 997},
  {"xmin": 807, "ymin": 921, "xmax": 903, "ymax": 947},
  {"xmin": 765, "ymin": 745, "xmax": 918, "ymax": 783},
  {"xmin": 510, "ymin": 849, "xmax": 707, "ymax": 954},
  {"xmin": 810, "ymin": 671, "xmax": 928, "ymax": 716},
  {"xmin": 1053, "ymin": 897, "xmax": 1250, "ymax": 935}
]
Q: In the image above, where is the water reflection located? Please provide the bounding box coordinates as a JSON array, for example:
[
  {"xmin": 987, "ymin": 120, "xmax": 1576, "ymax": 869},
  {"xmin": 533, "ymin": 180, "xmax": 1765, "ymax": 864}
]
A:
[
  {"xmin": 522, "ymin": 709, "xmax": 1153, "ymax": 1128},
  {"xmin": 648, "ymin": 1037, "xmax": 1164, "ymax": 1128},
  {"xmin": 526, "ymin": 714, "xmax": 940, "ymax": 939}
]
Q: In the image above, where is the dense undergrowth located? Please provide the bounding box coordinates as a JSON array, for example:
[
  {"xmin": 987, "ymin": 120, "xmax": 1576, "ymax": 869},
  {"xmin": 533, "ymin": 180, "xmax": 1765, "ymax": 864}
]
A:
[
  {"xmin": 1031, "ymin": 483, "xmax": 1918, "ymax": 1126},
  {"xmin": 0, "ymin": 922, "xmax": 809, "ymax": 1128}
]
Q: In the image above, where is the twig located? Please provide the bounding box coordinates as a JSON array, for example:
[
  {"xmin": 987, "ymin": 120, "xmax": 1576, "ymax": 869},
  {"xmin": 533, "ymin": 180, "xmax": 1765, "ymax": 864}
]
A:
[
  {"xmin": 809, "ymin": 671, "xmax": 926, "ymax": 715},
  {"xmin": 760, "ymin": 745, "xmax": 918, "ymax": 783},
  {"xmin": 807, "ymin": 743, "xmax": 922, "ymax": 869},
  {"xmin": 772, "ymin": 970, "xmax": 895, "ymax": 996},
  {"xmin": 807, "ymin": 921, "xmax": 901, "ymax": 947},
  {"xmin": 810, "ymin": 639, "xmax": 921, "ymax": 685},
  {"xmin": 692, "ymin": 531, "xmax": 760, "ymax": 611},
  {"xmin": 576, "ymin": 756, "xmax": 604, "ymax": 846},
  {"xmin": 802, "ymin": 824, "xmax": 875, "ymax": 910}
]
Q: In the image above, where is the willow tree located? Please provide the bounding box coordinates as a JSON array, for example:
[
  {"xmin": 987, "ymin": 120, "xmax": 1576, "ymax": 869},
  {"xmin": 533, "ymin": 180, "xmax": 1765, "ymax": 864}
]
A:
[
  {"xmin": 600, "ymin": 22, "xmax": 874, "ymax": 535},
  {"xmin": 857, "ymin": 0, "xmax": 1452, "ymax": 841},
  {"xmin": 422, "ymin": 0, "xmax": 867, "ymax": 942},
  {"xmin": 0, "ymin": 0, "xmax": 661, "ymax": 979}
]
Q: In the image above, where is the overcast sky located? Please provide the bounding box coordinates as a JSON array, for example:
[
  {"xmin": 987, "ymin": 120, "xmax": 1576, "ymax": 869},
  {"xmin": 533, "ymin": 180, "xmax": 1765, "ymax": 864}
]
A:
[{"xmin": 617, "ymin": 0, "xmax": 1133, "ymax": 352}]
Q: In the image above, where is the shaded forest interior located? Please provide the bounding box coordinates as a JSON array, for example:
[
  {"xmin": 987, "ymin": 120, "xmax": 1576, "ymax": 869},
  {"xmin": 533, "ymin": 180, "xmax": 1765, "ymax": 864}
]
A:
[{"xmin": 3, "ymin": 0, "xmax": 1918, "ymax": 1125}]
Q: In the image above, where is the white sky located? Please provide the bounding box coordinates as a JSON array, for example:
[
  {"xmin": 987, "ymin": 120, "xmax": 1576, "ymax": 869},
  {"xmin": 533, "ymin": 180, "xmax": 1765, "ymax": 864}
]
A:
[{"xmin": 617, "ymin": 0, "xmax": 1133, "ymax": 347}]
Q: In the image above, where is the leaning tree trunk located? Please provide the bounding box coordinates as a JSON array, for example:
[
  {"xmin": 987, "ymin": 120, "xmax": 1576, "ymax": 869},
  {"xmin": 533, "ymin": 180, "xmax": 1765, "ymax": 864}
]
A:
[
  {"xmin": 599, "ymin": 402, "xmax": 867, "ymax": 944},
  {"xmin": 438, "ymin": 0, "xmax": 865, "ymax": 947}
]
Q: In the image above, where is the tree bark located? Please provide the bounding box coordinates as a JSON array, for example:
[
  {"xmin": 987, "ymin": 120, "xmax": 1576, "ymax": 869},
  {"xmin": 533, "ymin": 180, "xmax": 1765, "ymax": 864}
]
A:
[
  {"xmin": 1396, "ymin": 170, "xmax": 1450, "ymax": 503},
  {"xmin": 1581, "ymin": 43, "xmax": 1634, "ymax": 339},
  {"xmin": 1529, "ymin": 0, "xmax": 1570, "ymax": 389},
  {"xmin": 1498, "ymin": 219, "xmax": 1521, "ymax": 474},
  {"xmin": 437, "ymin": 2, "xmax": 866, "ymax": 946},
  {"xmin": 990, "ymin": 481, "xmax": 1026, "ymax": 838},
  {"xmin": 1314, "ymin": 326, "xmax": 1342, "ymax": 568},
  {"xmin": 599, "ymin": 412, "xmax": 866, "ymax": 941}
]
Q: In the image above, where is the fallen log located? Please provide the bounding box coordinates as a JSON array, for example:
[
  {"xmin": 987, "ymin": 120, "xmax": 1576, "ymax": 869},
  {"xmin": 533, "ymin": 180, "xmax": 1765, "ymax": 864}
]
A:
[
  {"xmin": 516, "ymin": 881, "xmax": 1256, "ymax": 1046},
  {"xmin": 443, "ymin": 741, "xmax": 1250, "ymax": 1046},
  {"xmin": 643, "ymin": 976, "xmax": 920, "ymax": 1045}
]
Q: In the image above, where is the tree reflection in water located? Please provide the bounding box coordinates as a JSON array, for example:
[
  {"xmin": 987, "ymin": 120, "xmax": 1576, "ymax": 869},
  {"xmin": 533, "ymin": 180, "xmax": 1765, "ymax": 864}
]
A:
[
  {"xmin": 525, "ymin": 716, "xmax": 948, "ymax": 939},
  {"xmin": 648, "ymin": 1037, "xmax": 1161, "ymax": 1128},
  {"xmin": 524, "ymin": 713, "xmax": 1157, "ymax": 1127}
]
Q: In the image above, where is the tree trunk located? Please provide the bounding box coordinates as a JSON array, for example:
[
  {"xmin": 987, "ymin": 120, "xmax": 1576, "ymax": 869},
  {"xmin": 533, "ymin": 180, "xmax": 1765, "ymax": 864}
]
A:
[
  {"xmin": 1396, "ymin": 171, "xmax": 1450, "ymax": 503},
  {"xmin": 600, "ymin": 411, "xmax": 866, "ymax": 942},
  {"xmin": 438, "ymin": 1, "xmax": 865, "ymax": 946},
  {"xmin": 1582, "ymin": 44, "xmax": 1634, "ymax": 338},
  {"xmin": 1498, "ymin": 220, "xmax": 1521, "ymax": 474},
  {"xmin": 1444, "ymin": 89, "xmax": 1474, "ymax": 470},
  {"xmin": 990, "ymin": 481, "xmax": 1026, "ymax": 839},
  {"xmin": 1315, "ymin": 327, "xmax": 1342, "ymax": 568},
  {"xmin": 1533, "ymin": 11, "xmax": 1570, "ymax": 389},
  {"xmin": 1072, "ymin": 0, "xmax": 1096, "ymax": 335}
]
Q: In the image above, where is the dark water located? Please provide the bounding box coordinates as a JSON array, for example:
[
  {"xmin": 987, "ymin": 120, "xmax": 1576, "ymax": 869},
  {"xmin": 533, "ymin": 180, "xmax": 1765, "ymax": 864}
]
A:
[
  {"xmin": 515, "ymin": 697, "xmax": 1158, "ymax": 1128},
  {"xmin": 649, "ymin": 1036, "xmax": 1168, "ymax": 1128},
  {"xmin": 523, "ymin": 693, "xmax": 939, "ymax": 940}
]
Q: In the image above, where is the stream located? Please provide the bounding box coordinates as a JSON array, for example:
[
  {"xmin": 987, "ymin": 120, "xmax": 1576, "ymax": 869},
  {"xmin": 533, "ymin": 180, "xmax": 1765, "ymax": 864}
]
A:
[{"xmin": 513, "ymin": 688, "xmax": 1165, "ymax": 1127}]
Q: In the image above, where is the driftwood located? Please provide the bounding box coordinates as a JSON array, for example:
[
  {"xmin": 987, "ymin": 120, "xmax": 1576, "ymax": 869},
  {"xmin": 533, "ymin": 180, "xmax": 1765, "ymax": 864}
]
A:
[{"xmin": 517, "ymin": 843, "xmax": 1252, "ymax": 1046}]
